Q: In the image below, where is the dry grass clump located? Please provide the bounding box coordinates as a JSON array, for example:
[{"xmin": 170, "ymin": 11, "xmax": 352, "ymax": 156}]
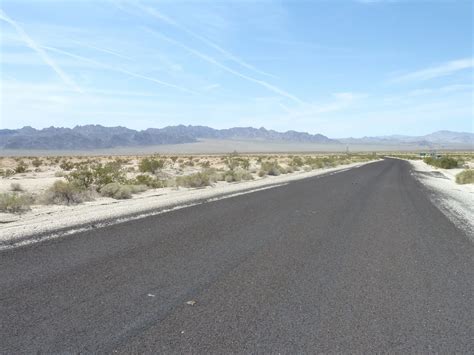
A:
[
  {"xmin": 176, "ymin": 172, "xmax": 212, "ymax": 188},
  {"xmin": 223, "ymin": 168, "xmax": 254, "ymax": 182},
  {"xmin": 0, "ymin": 192, "xmax": 34, "ymax": 213},
  {"xmin": 131, "ymin": 174, "xmax": 164, "ymax": 188},
  {"xmin": 259, "ymin": 161, "xmax": 283, "ymax": 176},
  {"xmin": 424, "ymin": 156, "xmax": 460, "ymax": 169},
  {"xmin": 100, "ymin": 183, "xmax": 147, "ymax": 199},
  {"xmin": 41, "ymin": 181, "xmax": 95, "ymax": 205},
  {"xmin": 455, "ymin": 169, "xmax": 474, "ymax": 184}
]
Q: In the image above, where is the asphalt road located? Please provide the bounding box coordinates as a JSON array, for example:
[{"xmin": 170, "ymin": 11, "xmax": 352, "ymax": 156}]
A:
[{"xmin": 1, "ymin": 158, "xmax": 473, "ymax": 353}]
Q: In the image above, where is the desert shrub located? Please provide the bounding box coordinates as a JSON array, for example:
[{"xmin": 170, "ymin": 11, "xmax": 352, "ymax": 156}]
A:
[
  {"xmin": 455, "ymin": 169, "xmax": 474, "ymax": 184},
  {"xmin": 1, "ymin": 169, "xmax": 15, "ymax": 178},
  {"xmin": 42, "ymin": 181, "xmax": 94, "ymax": 205},
  {"xmin": 0, "ymin": 192, "xmax": 33, "ymax": 213},
  {"xmin": 290, "ymin": 156, "xmax": 304, "ymax": 167},
  {"xmin": 175, "ymin": 172, "xmax": 211, "ymax": 188},
  {"xmin": 259, "ymin": 161, "xmax": 282, "ymax": 176},
  {"xmin": 66, "ymin": 166, "xmax": 95, "ymax": 189},
  {"xmin": 200, "ymin": 160, "xmax": 211, "ymax": 168},
  {"xmin": 54, "ymin": 171, "xmax": 65, "ymax": 177},
  {"xmin": 100, "ymin": 183, "xmax": 132, "ymax": 199},
  {"xmin": 10, "ymin": 183, "xmax": 23, "ymax": 192},
  {"xmin": 170, "ymin": 156, "xmax": 178, "ymax": 163},
  {"xmin": 223, "ymin": 169, "xmax": 254, "ymax": 182},
  {"xmin": 131, "ymin": 174, "xmax": 164, "ymax": 188},
  {"xmin": 15, "ymin": 161, "xmax": 28, "ymax": 174},
  {"xmin": 139, "ymin": 157, "xmax": 165, "ymax": 174},
  {"xmin": 59, "ymin": 160, "xmax": 75, "ymax": 171},
  {"xmin": 32, "ymin": 158, "xmax": 43, "ymax": 167},
  {"xmin": 92, "ymin": 162, "xmax": 125, "ymax": 187},
  {"xmin": 424, "ymin": 157, "xmax": 459, "ymax": 169},
  {"xmin": 66, "ymin": 162, "xmax": 126, "ymax": 189}
]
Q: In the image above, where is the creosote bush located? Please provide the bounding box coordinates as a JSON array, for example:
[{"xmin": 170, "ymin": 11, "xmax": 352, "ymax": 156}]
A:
[
  {"xmin": 0, "ymin": 192, "xmax": 33, "ymax": 213},
  {"xmin": 176, "ymin": 172, "xmax": 211, "ymax": 188},
  {"xmin": 259, "ymin": 161, "xmax": 282, "ymax": 176},
  {"xmin": 100, "ymin": 183, "xmax": 147, "ymax": 199},
  {"xmin": 455, "ymin": 169, "xmax": 474, "ymax": 184},
  {"xmin": 59, "ymin": 160, "xmax": 75, "ymax": 171},
  {"xmin": 42, "ymin": 181, "xmax": 94, "ymax": 205},
  {"xmin": 100, "ymin": 183, "xmax": 131, "ymax": 199},
  {"xmin": 131, "ymin": 174, "xmax": 164, "ymax": 188},
  {"xmin": 32, "ymin": 158, "xmax": 43, "ymax": 167},
  {"xmin": 15, "ymin": 161, "xmax": 28, "ymax": 174},
  {"xmin": 223, "ymin": 168, "xmax": 254, "ymax": 182},
  {"xmin": 424, "ymin": 156, "xmax": 460, "ymax": 169},
  {"xmin": 139, "ymin": 157, "xmax": 165, "ymax": 174}
]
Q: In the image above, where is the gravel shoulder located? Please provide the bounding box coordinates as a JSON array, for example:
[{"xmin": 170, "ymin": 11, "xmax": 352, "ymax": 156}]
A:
[{"xmin": 408, "ymin": 159, "xmax": 474, "ymax": 239}]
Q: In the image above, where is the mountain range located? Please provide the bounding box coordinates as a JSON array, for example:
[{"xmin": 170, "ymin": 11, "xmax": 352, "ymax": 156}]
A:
[
  {"xmin": 0, "ymin": 125, "xmax": 471, "ymax": 150},
  {"xmin": 0, "ymin": 125, "xmax": 335, "ymax": 150}
]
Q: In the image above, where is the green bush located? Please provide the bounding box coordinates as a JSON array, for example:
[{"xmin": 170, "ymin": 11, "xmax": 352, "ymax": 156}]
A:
[
  {"xmin": 455, "ymin": 169, "xmax": 474, "ymax": 184},
  {"xmin": 259, "ymin": 161, "xmax": 282, "ymax": 176},
  {"xmin": 176, "ymin": 172, "xmax": 211, "ymax": 188},
  {"xmin": 424, "ymin": 157, "xmax": 459, "ymax": 169},
  {"xmin": 131, "ymin": 174, "xmax": 164, "ymax": 188},
  {"xmin": 15, "ymin": 161, "xmax": 28, "ymax": 174},
  {"xmin": 223, "ymin": 169, "xmax": 254, "ymax": 182},
  {"xmin": 100, "ymin": 183, "xmax": 133, "ymax": 199},
  {"xmin": 42, "ymin": 181, "xmax": 94, "ymax": 205},
  {"xmin": 0, "ymin": 192, "xmax": 33, "ymax": 213},
  {"xmin": 139, "ymin": 157, "xmax": 165, "ymax": 174},
  {"xmin": 32, "ymin": 158, "xmax": 43, "ymax": 167},
  {"xmin": 0, "ymin": 169, "xmax": 15, "ymax": 177},
  {"xmin": 59, "ymin": 160, "xmax": 74, "ymax": 171},
  {"xmin": 66, "ymin": 162, "xmax": 126, "ymax": 189},
  {"xmin": 290, "ymin": 156, "xmax": 304, "ymax": 167}
]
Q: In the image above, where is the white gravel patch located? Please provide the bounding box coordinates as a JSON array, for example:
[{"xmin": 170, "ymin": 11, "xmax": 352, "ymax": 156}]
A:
[
  {"xmin": 409, "ymin": 159, "xmax": 474, "ymax": 240},
  {"xmin": 0, "ymin": 161, "xmax": 377, "ymax": 248}
]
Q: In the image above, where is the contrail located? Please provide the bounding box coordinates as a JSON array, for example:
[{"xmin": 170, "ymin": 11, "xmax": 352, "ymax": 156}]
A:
[
  {"xmin": 41, "ymin": 45, "xmax": 197, "ymax": 94},
  {"xmin": 0, "ymin": 8, "xmax": 83, "ymax": 93},
  {"xmin": 145, "ymin": 28, "xmax": 305, "ymax": 104},
  {"xmin": 134, "ymin": 3, "xmax": 277, "ymax": 79},
  {"xmin": 71, "ymin": 40, "xmax": 133, "ymax": 60}
]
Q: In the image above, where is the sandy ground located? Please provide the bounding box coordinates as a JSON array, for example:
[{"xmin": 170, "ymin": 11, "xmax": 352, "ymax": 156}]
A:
[
  {"xmin": 0, "ymin": 161, "xmax": 377, "ymax": 247},
  {"xmin": 409, "ymin": 160, "xmax": 474, "ymax": 239}
]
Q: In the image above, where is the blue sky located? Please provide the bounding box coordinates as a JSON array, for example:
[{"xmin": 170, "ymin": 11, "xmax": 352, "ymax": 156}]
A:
[{"xmin": 0, "ymin": 0, "xmax": 472, "ymax": 137}]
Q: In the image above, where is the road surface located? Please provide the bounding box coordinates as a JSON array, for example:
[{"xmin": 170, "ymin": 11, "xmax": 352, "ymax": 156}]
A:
[{"xmin": 1, "ymin": 158, "xmax": 472, "ymax": 353}]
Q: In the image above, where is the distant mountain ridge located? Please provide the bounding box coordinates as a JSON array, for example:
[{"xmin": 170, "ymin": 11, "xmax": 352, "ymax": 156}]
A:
[
  {"xmin": 0, "ymin": 125, "xmax": 335, "ymax": 150},
  {"xmin": 339, "ymin": 130, "xmax": 474, "ymax": 147},
  {"xmin": 0, "ymin": 125, "xmax": 471, "ymax": 150}
]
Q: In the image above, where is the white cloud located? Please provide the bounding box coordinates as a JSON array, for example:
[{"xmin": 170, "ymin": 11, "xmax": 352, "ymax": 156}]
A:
[
  {"xmin": 0, "ymin": 8, "xmax": 83, "ymax": 93},
  {"xmin": 133, "ymin": 2, "xmax": 278, "ymax": 79},
  {"xmin": 145, "ymin": 28, "xmax": 305, "ymax": 104},
  {"xmin": 392, "ymin": 58, "xmax": 474, "ymax": 82},
  {"xmin": 40, "ymin": 45, "xmax": 197, "ymax": 94}
]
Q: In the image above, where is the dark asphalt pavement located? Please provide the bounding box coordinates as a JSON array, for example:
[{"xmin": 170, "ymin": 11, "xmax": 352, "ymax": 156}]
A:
[{"xmin": 1, "ymin": 158, "xmax": 473, "ymax": 353}]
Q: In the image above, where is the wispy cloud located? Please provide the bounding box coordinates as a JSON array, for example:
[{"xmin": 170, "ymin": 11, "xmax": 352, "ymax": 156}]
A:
[
  {"xmin": 145, "ymin": 28, "xmax": 305, "ymax": 104},
  {"xmin": 392, "ymin": 58, "xmax": 474, "ymax": 82},
  {"xmin": 133, "ymin": 2, "xmax": 277, "ymax": 79},
  {"xmin": 0, "ymin": 8, "xmax": 83, "ymax": 93},
  {"xmin": 201, "ymin": 83, "xmax": 221, "ymax": 92},
  {"xmin": 41, "ymin": 45, "xmax": 197, "ymax": 94},
  {"xmin": 71, "ymin": 40, "xmax": 133, "ymax": 60}
]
